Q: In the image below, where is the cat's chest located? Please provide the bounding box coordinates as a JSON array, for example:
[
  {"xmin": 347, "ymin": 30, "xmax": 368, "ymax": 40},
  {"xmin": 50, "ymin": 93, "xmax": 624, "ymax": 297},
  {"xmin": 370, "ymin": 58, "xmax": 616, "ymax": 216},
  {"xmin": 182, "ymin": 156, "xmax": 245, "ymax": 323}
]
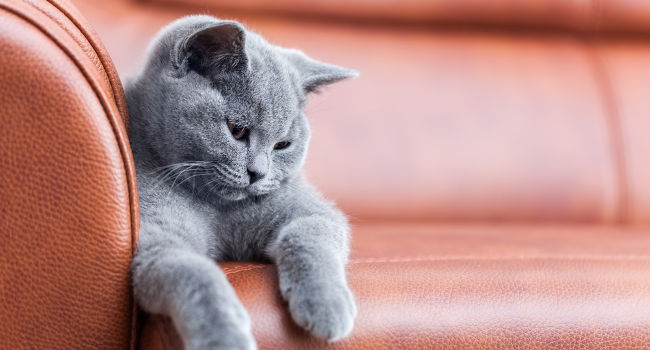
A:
[{"xmin": 211, "ymin": 199, "xmax": 285, "ymax": 261}]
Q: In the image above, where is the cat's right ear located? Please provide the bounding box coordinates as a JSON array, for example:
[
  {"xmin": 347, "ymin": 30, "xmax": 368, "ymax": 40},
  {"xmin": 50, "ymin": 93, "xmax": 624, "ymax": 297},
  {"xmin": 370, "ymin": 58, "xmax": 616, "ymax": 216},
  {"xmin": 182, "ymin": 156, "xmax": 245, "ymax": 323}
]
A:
[
  {"xmin": 282, "ymin": 49, "xmax": 358, "ymax": 94},
  {"xmin": 174, "ymin": 21, "xmax": 248, "ymax": 76}
]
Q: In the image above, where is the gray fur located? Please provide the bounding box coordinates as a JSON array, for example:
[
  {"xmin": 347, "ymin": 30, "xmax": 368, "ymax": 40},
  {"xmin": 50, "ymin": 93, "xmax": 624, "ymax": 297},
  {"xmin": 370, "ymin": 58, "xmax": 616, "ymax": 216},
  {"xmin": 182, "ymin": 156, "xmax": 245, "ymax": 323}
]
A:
[{"xmin": 126, "ymin": 15, "xmax": 357, "ymax": 350}]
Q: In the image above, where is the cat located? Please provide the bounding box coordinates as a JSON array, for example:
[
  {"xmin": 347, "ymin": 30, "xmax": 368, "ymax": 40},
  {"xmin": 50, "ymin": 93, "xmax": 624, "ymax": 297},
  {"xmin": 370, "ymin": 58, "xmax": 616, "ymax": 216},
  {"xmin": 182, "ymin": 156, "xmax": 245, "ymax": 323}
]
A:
[{"xmin": 125, "ymin": 15, "xmax": 358, "ymax": 350}]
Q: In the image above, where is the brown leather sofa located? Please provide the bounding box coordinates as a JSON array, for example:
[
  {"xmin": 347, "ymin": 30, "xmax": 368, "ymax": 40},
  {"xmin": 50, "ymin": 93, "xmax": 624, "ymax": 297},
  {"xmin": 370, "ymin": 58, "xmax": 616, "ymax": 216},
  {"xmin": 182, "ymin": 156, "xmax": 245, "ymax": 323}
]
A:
[{"xmin": 2, "ymin": 0, "xmax": 650, "ymax": 348}]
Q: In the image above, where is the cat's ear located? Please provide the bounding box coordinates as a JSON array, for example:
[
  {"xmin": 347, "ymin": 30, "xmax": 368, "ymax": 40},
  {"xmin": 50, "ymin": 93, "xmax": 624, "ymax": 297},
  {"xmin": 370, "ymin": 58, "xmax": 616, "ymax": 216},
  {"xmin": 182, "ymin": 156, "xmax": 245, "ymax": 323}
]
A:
[
  {"xmin": 177, "ymin": 21, "xmax": 248, "ymax": 75},
  {"xmin": 284, "ymin": 49, "xmax": 358, "ymax": 94}
]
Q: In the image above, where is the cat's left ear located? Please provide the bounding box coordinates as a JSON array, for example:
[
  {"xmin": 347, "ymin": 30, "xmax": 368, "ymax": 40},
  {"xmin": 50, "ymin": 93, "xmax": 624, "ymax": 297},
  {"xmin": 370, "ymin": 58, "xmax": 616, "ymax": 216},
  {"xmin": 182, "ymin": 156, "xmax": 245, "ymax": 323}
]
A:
[
  {"xmin": 284, "ymin": 49, "xmax": 358, "ymax": 94},
  {"xmin": 177, "ymin": 21, "xmax": 248, "ymax": 76}
]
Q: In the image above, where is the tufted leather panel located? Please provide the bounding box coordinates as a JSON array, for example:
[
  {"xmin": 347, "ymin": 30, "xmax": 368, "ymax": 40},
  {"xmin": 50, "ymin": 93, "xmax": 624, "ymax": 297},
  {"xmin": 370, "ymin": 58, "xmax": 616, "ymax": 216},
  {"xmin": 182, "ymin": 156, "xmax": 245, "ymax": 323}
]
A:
[
  {"xmin": 139, "ymin": 223, "xmax": 650, "ymax": 349},
  {"xmin": 0, "ymin": 0, "xmax": 138, "ymax": 348}
]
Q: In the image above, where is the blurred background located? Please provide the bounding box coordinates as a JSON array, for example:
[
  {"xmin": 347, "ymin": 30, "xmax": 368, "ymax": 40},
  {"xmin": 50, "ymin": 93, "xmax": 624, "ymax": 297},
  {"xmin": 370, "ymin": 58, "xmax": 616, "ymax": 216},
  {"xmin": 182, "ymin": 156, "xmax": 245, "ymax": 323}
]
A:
[{"xmin": 71, "ymin": 0, "xmax": 650, "ymax": 225}]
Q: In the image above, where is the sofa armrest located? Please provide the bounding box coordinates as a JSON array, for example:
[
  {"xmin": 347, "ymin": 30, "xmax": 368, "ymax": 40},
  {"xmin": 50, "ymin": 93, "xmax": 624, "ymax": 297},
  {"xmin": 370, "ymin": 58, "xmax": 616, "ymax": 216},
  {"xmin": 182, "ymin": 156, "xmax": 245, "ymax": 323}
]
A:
[{"xmin": 0, "ymin": 0, "xmax": 139, "ymax": 348}]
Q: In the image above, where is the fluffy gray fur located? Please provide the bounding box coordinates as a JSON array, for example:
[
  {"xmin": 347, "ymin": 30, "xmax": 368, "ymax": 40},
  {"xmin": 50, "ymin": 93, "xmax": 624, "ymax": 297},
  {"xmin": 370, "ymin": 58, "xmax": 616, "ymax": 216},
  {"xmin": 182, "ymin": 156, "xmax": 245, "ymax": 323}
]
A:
[{"xmin": 126, "ymin": 15, "xmax": 358, "ymax": 350}]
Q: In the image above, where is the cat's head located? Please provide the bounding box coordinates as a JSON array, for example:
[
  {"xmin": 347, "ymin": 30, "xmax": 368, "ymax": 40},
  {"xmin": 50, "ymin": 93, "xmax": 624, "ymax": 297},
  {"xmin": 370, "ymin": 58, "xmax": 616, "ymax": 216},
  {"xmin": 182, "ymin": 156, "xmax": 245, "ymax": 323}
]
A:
[{"xmin": 127, "ymin": 16, "xmax": 357, "ymax": 201}]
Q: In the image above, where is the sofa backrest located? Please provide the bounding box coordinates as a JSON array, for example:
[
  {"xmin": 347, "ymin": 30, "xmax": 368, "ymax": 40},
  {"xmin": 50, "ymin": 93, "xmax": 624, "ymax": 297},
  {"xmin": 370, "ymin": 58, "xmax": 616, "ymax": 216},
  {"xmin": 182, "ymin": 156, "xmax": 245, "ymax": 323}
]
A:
[
  {"xmin": 145, "ymin": 0, "xmax": 650, "ymax": 34},
  {"xmin": 71, "ymin": 0, "xmax": 650, "ymax": 225}
]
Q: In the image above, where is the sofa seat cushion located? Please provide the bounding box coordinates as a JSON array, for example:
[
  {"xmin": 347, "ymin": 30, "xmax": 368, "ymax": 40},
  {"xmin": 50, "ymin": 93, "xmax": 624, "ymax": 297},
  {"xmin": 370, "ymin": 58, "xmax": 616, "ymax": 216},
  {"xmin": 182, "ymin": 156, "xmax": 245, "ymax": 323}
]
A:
[{"xmin": 138, "ymin": 223, "xmax": 650, "ymax": 349}]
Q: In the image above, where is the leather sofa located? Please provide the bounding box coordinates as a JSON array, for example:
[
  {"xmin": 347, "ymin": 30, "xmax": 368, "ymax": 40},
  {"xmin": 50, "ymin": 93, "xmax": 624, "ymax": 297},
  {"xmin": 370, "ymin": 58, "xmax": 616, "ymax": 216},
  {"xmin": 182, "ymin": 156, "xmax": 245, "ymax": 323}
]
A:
[{"xmin": 2, "ymin": 0, "xmax": 650, "ymax": 348}]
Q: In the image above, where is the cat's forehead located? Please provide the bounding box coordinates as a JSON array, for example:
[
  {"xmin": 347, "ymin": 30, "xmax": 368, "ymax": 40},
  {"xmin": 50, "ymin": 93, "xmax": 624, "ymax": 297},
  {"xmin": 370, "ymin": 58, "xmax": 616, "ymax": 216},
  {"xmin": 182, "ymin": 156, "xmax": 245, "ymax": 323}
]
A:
[{"xmin": 236, "ymin": 46, "xmax": 303, "ymax": 128}]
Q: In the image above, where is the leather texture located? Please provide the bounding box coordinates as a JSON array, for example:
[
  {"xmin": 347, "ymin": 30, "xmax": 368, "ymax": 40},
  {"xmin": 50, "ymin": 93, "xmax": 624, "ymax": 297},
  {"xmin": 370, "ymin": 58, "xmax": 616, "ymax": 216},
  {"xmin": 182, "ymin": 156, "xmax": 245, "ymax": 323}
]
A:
[
  {"xmin": 140, "ymin": 224, "xmax": 650, "ymax": 349},
  {"xmin": 0, "ymin": 0, "xmax": 138, "ymax": 348},
  {"xmin": 37, "ymin": 0, "xmax": 130, "ymax": 125}
]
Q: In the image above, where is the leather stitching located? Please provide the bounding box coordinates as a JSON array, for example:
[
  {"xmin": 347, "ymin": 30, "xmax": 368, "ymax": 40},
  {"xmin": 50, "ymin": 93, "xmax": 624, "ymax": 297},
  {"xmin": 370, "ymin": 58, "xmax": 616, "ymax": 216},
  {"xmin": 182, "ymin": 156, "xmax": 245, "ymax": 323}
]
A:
[
  {"xmin": 23, "ymin": 0, "xmax": 109, "ymax": 88},
  {"xmin": 45, "ymin": 0, "xmax": 129, "ymax": 125}
]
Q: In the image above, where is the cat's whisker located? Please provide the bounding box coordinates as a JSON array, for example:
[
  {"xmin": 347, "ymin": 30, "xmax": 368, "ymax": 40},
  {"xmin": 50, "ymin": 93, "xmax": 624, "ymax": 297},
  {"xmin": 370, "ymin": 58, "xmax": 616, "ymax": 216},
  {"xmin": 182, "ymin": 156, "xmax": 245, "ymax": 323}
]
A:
[
  {"xmin": 210, "ymin": 166, "xmax": 248, "ymax": 188},
  {"xmin": 219, "ymin": 165, "xmax": 241, "ymax": 178},
  {"xmin": 150, "ymin": 161, "xmax": 211, "ymax": 188},
  {"xmin": 179, "ymin": 172, "xmax": 214, "ymax": 196},
  {"xmin": 153, "ymin": 163, "xmax": 212, "ymax": 201},
  {"xmin": 149, "ymin": 161, "xmax": 203, "ymax": 176},
  {"xmin": 168, "ymin": 165, "xmax": 206, "ymax": 190}
]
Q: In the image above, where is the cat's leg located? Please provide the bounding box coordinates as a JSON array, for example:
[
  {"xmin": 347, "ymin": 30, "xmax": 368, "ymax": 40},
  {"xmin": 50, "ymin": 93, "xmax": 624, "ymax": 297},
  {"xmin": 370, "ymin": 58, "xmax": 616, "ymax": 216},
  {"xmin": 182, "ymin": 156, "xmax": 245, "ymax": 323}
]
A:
[
  {"xmin": 268, "ymin": 215, "xmax": 356, "ymax": 341},
  {"xmin": 133, "ymin": 221, "xmax": 256, "ymax": 350}
]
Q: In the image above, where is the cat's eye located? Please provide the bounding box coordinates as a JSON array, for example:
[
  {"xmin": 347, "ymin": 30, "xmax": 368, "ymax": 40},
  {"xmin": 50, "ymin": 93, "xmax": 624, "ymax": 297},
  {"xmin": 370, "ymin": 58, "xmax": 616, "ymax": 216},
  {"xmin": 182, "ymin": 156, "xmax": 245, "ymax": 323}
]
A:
[
  {"xmin": 227, "ymin": 121, "xmax": 248, "ymax": 140},
  {"xmin": 274, "ymin": 141, "xmax": 291, "ymax": 150}
]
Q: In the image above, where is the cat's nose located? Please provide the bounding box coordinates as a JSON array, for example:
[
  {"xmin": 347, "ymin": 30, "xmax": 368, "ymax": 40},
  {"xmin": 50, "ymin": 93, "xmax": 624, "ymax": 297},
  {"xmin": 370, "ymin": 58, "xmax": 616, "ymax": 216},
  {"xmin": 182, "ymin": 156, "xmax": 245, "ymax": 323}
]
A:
[
  {"xmin": 247, "ymin": 153, "xmax": 268, "ymax": 184},
  {"xmin": 247, "ymin": 169, "xmax": 264, "ymax": 184}
]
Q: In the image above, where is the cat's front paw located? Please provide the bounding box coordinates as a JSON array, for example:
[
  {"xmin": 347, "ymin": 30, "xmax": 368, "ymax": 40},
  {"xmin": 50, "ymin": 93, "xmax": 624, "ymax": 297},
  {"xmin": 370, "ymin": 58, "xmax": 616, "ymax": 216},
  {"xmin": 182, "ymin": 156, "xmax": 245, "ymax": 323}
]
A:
[{"xmin": 287, "ymin": 279, "xmax": 357, "ymax": 341}]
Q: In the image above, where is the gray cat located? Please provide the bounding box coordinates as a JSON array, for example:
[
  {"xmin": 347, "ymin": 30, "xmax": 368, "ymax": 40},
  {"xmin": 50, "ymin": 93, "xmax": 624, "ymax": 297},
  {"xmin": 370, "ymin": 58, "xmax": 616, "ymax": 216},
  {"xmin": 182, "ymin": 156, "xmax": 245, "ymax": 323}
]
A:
[{"xmin": 125, "ymin": 15, "xmax": 357, "ymax": 350}]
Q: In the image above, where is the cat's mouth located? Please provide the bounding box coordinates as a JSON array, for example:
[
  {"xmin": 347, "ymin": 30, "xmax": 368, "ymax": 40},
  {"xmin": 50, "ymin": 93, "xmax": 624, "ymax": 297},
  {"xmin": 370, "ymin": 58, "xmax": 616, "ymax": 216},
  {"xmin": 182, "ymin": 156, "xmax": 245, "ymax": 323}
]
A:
[
  {"xmin": 246, "ymin": 179, "xmax": 280, "ymax": 196},
  {"xmin": 211, "ymin": 182, "xmax": 277, "ymax": 201},
  {"xmin": 190, "ymin": 173, "xmax": 279, "ymax": 201},
  {"xmin": 244, "ymin": 185, "xmax": 273, "ymax": 197}
]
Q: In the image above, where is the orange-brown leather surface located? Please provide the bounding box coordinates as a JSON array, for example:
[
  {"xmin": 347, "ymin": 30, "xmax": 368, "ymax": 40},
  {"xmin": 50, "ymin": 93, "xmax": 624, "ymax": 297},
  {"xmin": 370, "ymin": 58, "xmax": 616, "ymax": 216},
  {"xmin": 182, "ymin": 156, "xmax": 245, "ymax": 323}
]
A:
[
  {"xmin": 140, "ymin": 0, "xmax": 592, "ymax": 30},
  {"xmin": 596, "ymin": 42, "xmax": 650, "ymax": 224},
  {"xmin": 599, "ymin": 0, "xmax": 650, "ymax": 33},
  {"xmin": 139, "ymin": 223, "xmax": 650, "ymax": 349},
  {"xmin": 43, "ymin": 0, "xmax": 130, "ymax": 125},
  {"xmin": 18, "ymin": 0, "xmax": 130, "ymax": 127},
  {"xmin": 141, "ymin": 0, "xmax": 650, "ymax": 34},
  {"xmin": 0, "ymin": 0, "xmax": 138, "ymax": 348}
]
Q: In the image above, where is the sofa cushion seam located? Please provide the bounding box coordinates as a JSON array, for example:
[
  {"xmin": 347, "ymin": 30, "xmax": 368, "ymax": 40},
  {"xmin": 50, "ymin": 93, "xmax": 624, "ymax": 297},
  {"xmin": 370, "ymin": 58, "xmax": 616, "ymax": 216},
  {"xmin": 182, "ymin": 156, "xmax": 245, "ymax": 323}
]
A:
[{"xmin": 222, "ymin": 254, "xmax": 650, "ymax": 275}]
